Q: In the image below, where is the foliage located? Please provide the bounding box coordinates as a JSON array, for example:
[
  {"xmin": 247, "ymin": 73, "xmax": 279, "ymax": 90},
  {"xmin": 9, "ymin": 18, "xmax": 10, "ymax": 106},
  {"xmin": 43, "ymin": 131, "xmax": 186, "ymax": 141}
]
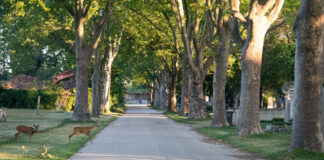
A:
[
  {"xmin": 0, "ymin": 86, "xmax": 92, "ymax": 111},
  {"xmin": 109, "ymin": 67, "xmax": 126, "ymax": 111},
  {"xmin": 0, "ymin": 0, "xmax": 75, "ymax": 80},
  {"xmin": 261, "ymin": 32, "xmax": 295, "ymax": 97},
  {"xmin": 260, "ymin": 117, "xmax": 285, "ymax": 126}
]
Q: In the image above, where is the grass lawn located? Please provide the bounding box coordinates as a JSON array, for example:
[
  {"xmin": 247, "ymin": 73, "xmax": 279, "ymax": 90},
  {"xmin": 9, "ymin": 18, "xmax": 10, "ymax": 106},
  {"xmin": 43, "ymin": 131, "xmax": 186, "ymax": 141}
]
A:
[
  {"xmin": 0, "ymin": 108, "xmax": 118, "ymax": 160},
  {"xmin": 166, "ymin": 112, "xmax": 324, "ymax": 160}
]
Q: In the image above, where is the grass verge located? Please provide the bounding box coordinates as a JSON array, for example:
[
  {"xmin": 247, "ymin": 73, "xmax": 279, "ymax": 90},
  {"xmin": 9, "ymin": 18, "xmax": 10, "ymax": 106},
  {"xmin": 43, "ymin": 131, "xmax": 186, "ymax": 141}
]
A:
[
  {"xmin": 165, "ymin": 112, "xmax": 324, "ymax": 160},
  {"xmin": 0, "ymin": 108, "xmax": 118, "ymax": 160}
]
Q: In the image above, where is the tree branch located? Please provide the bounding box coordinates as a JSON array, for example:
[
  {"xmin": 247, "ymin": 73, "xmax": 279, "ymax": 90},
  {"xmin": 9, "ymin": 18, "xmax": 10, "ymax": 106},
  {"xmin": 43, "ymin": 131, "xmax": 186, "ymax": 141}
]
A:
[
  {"xmin": 89, "ymin": 0, "xmax": 111, "ymax": 51},
  {"xmin": 203, "ymin": 56, "xmax": 214, "ymax": 76},
  {"xmin": 129, "ymin": 8, "xmax": 169, "ymax": 36},
  {"xmin": 267, "ymin": 11, "xmax": 297, "ymax": 33},
  {"xmin": 258, "ymin": 0, "xmax": 276, "ymax": 16},
  {"xmin": 231, "ymin": 19, "xmax": 244, "ymax": 51},
  {"xmin": 229, "ymin": 0, "xmax": 247, "ymax": 23},
  {"xmin": 267, "ymin": 0, "xmax": 285, "ymax": 24},
  {"xmin": 170, "ymin": 0, "xmax": 182, "ymax": 30},
  {"xmin": 161, "ymin": 57, "xmax": 171, "ymax": 73},
  {"xmin": 83, "ymin": 3, "xmax": 91, "ymax": 17},
  {"xmin": 158, "ymin": 0, "xmax": 181, "ymax": 55}
]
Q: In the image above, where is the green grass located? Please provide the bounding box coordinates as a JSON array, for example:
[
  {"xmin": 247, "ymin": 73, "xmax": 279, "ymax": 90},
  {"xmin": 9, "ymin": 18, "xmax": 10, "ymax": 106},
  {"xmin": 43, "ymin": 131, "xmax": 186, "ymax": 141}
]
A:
[
  {"xmin": 165, "ymin": 111, "xmax": 211, "ymax": 125},
  {"xmin": 0, "ymin": 108, "xmax": 118, "ymax": 160},
  {"xmin": 166, "ymin": 112, "xmax": 324, "ymax": 160}
]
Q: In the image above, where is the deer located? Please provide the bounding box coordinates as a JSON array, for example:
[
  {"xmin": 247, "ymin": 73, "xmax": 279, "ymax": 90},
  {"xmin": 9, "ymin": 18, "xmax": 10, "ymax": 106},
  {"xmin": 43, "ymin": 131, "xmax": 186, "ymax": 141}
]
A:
[
  {"xmin": 69, "ymin": 122, "xmax": 98, "ymax": 144},
  {"xmin": 15, "ymin": 124, "xmax": 39, "ymax": 142}
]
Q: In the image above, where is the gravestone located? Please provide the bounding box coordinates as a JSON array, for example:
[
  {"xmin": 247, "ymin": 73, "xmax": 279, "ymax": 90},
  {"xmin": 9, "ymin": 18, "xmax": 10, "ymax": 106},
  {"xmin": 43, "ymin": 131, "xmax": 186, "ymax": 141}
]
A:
[
  {"xmin": 282, "ymin": 81, "xmax": 294, "ymax": 123},
  {"xmin": 267, "ymin": 96, "xmax": 274, "ymax": 109},
  {"xmin": 58, "ymin": 101, "xmax": 62, "ymax": 112},
  {"xmin": 0, "ymin": 109, "xmax": 7, "ymax": 121}
]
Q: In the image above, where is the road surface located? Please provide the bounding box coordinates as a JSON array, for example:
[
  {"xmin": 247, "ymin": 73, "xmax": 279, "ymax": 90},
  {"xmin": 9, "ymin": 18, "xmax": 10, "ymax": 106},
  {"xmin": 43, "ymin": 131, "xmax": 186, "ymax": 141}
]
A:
[{"xmin": 70, "ymin": 105, "xmax": 258, "ymax": 160}]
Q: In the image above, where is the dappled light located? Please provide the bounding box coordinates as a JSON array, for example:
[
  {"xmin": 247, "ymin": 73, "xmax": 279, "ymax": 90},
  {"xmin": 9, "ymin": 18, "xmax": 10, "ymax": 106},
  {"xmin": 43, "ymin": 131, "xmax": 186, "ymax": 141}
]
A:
[
  {"xmin": 70, "ymin": 153, "xmax": 187, "ymax": 160},
  {"xmin": 1, "ymin": 0, "xmax": 324, "ymax": 159}
]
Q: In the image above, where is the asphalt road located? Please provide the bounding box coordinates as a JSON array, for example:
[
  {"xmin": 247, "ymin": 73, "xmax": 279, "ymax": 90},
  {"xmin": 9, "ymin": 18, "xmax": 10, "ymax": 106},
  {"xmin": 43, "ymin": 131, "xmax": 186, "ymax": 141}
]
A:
[{"xmin": 69, "ymin": 105, "xmax": 257, "ymax": 160}]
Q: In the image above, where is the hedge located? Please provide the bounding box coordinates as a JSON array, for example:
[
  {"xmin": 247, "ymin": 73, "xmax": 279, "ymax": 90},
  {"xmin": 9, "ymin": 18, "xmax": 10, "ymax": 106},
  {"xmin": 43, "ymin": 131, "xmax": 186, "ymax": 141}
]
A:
[{"xmin": 0, "ymin": 87, "xmax": 92, "ymax": 111}]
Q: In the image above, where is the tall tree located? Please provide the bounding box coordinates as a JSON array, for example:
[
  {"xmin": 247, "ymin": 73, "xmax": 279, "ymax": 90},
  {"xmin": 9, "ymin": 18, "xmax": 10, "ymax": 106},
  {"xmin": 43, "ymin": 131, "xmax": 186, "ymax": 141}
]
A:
[
  {"xmin": 72, "ymin": 0, "xmax": 111, "ymax": 121},
  {"xmin": 170, "ymin": 0, "xmax": 214, "ymax": 119},
  {"xmin": 208, "ymin": 0, "xmax": 232, "ymax": 127},
  {"xmin": 290, "ymin": 0, "xmax": 324, "ymax": 153},
  {"xmin": 101, "ymin": 31, "xmax": 123, "ymax": 114},
  {"xmin": 230, "ymin": 0, "xmax": 284, "ymax": 134}
]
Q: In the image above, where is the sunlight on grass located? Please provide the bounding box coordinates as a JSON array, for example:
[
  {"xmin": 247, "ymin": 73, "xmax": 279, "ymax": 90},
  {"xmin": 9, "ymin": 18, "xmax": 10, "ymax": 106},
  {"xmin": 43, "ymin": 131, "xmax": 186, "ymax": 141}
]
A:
[
  {"xmin": 166, "ymin": 112, "xmax": 211, "ymax": 125},
  {"xmin": 165, "ymin": 112, "xmax": 324, "ymax": 160},
  {"xmin": 0, "ymin": 108, "xmax": 118, "ymax": 160}
]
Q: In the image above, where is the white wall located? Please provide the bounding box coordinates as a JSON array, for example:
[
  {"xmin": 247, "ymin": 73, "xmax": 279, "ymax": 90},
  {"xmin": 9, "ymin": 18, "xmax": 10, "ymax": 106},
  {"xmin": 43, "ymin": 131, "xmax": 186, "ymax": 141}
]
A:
[{"xmin": 231, "ymin": 109, "xmax": 284, "ymax": 125}]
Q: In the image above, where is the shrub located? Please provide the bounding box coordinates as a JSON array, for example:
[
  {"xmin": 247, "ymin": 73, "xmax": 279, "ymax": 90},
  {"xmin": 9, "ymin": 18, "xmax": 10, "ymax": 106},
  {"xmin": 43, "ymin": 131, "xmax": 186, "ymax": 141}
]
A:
[{"xmin": 0, "ymin": 86, "xmax": 92, "ymax": 111}]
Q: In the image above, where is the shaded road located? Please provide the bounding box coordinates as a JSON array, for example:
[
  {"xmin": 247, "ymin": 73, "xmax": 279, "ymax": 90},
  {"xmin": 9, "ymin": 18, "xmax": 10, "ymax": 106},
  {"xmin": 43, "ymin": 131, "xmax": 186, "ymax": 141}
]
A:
[{"xmin": 70, "ymin": 105, "xmax": 257, "ymax": 160}]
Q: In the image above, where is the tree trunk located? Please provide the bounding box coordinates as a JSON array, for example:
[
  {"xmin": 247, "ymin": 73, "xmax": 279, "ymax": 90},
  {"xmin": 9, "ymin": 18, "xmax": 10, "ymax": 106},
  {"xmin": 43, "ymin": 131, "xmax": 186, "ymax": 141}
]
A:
[
  {"xmin": 91, "ymin": 50, "xmax": 101, "ymax": 117},
  {"xmin": 188, "ymin": 78, "xmax": 205, "ymax": 120},
  {"xmin": 230, "ymin": 0, "xmax": 284, "ymax": 135},
  {"xmin": 153, "ymin": 80, "xmax": 160, "ymax": 108},
  {"xmin": 99, "ymin": 75, "xmax": 105, "ymax": 114},
  {"xmin": 72, "ymin": 0, "xmax": 111, "ymax": 121},
  {"xmin": 212, "ymin": 18, "xmax": 231, "ymax": 127},
  {"xmin": 179, "ymin": 59, "xmax": 191, "ymax": 116},
  {"xmin": 159, "ymin": 80, "xmax": 167, "ymax": 109},
  {"xmin": 290, "ymin": 0, "xmax": 324, "ymax": 152},
  {"xmin": 237, "ymin": 20, "xmax": 266, "ymax": 135},
  {"xmin": 168, "ymin": 72, "xmax": 178, "ymax": 112},
  {"xmin": 72, "ymin": 49, "xmax": 91, "ymax": 121},
  {"xmin": 149, "ymin": 85, "xmax": 154, "ymax": 105},
  {"xmin": 103, "ymin": 61, "xmax": 112, "ymax": 113}
]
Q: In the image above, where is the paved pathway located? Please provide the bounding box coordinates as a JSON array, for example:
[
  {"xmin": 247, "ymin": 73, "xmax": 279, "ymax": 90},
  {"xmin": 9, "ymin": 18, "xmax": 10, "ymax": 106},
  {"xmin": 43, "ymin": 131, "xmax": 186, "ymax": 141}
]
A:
[{"xmin": 70, "ymin": 105, "xmax": 257, "ymax": 160}]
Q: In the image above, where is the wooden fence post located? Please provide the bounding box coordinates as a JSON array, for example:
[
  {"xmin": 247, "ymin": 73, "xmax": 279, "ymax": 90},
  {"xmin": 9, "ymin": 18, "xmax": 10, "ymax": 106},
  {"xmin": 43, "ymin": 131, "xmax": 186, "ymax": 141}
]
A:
[{"xmin": 37, "ymin": 96, "xmax": 40, "ymax": 115}]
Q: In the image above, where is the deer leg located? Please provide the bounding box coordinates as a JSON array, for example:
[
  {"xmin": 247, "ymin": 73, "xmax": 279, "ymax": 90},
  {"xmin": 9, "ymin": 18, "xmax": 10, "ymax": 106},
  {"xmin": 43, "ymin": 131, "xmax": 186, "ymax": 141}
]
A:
[
  {"xmin": 15, "ymin": 133, "xmax": 21, "ymax": 142},
  {"xmin": 69, "ymin": 133, "xmax": 74, "ymax": 144},
  {"xmin": 29, "ymin": 134, "xmax": 32, "ymax": 142},
  {"xmin": 87, "ymin": 133, "xmax": 93, "ymax": 143}
]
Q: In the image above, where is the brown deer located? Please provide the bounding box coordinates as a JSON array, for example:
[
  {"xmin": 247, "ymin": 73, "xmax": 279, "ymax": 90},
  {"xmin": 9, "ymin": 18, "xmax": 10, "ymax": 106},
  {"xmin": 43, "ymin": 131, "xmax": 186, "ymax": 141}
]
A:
[
  {"xmin": 69, "ymin": 122, "xmax": 98, "ymax": 143},
  {"xmin": 15, "ymin": 124, "xmax": 39, "ymax": 142}
]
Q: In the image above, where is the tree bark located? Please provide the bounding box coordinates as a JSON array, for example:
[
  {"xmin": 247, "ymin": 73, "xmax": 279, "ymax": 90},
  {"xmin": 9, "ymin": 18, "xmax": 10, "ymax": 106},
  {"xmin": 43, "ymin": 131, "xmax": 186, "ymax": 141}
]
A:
[
  {"xmin": 153, "ymin": 80, "xmax": 160, "ymax": 108},
  {"xmin": 168, "ymin": 71, "xmax": 178, "ymax": 112},
  {"xmin": 179, "ymin": 59, "xmax": 191, "ymax": 116},
  {"xmin": 159, "ymin": 78, "xmax": 167, "ymax": 109},
  {"xmin": 72, "ymin": 49, "xmax": 92, "ymax": 121},
  {"xmin": 212, "ymin": 16, "xmax": 231, "ymax": 127},
  {"xmin": 91, "ymin": 49, "xmax": 101, "ymax": 117},
  {"xmin": 101, "ymin": 31, "xmax": 122, "ymax": 113},
  {"xmin": 237, "ymin": 21, "xmax": 265, "ymax": 134},
  {"xmin": 72, "ymin": 0, "xmax": 111, "ymax": 121},
  {"xmin": 290, "ymin": 0, "xmax": 324, "ymax": 152},
  {"xmin": 230, "ymin": 0, "xmax": 285, "ymax": 135},
  {"xmin": 188, "ymin": 78, "xmax": 205, "ymax": 119},
  {"xmin": 102, "ymin": 61, "xmax": 112, "ymax": 113}
]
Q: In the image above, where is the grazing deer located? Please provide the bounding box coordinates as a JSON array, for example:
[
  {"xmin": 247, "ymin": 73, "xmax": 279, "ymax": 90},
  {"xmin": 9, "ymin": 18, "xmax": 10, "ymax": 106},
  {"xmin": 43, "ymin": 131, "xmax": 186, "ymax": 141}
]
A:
[
  {"xmin": 69, "ymin": 122, "xmax": 98, "ymax": 144},
  {"xmin": 15, "ymin": 124, "xmax": 39, "ymax": 142}
]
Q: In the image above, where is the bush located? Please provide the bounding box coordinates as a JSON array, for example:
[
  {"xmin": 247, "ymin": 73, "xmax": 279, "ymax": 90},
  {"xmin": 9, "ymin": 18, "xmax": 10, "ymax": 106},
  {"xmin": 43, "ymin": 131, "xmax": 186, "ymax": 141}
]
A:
[
  {"xmin": 260, "ymin": 117, "xmax": 285, "ymax": 126},
  {"xmin": 0, "ymin": 86, "xmax": 92, "ymax": 111}
]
